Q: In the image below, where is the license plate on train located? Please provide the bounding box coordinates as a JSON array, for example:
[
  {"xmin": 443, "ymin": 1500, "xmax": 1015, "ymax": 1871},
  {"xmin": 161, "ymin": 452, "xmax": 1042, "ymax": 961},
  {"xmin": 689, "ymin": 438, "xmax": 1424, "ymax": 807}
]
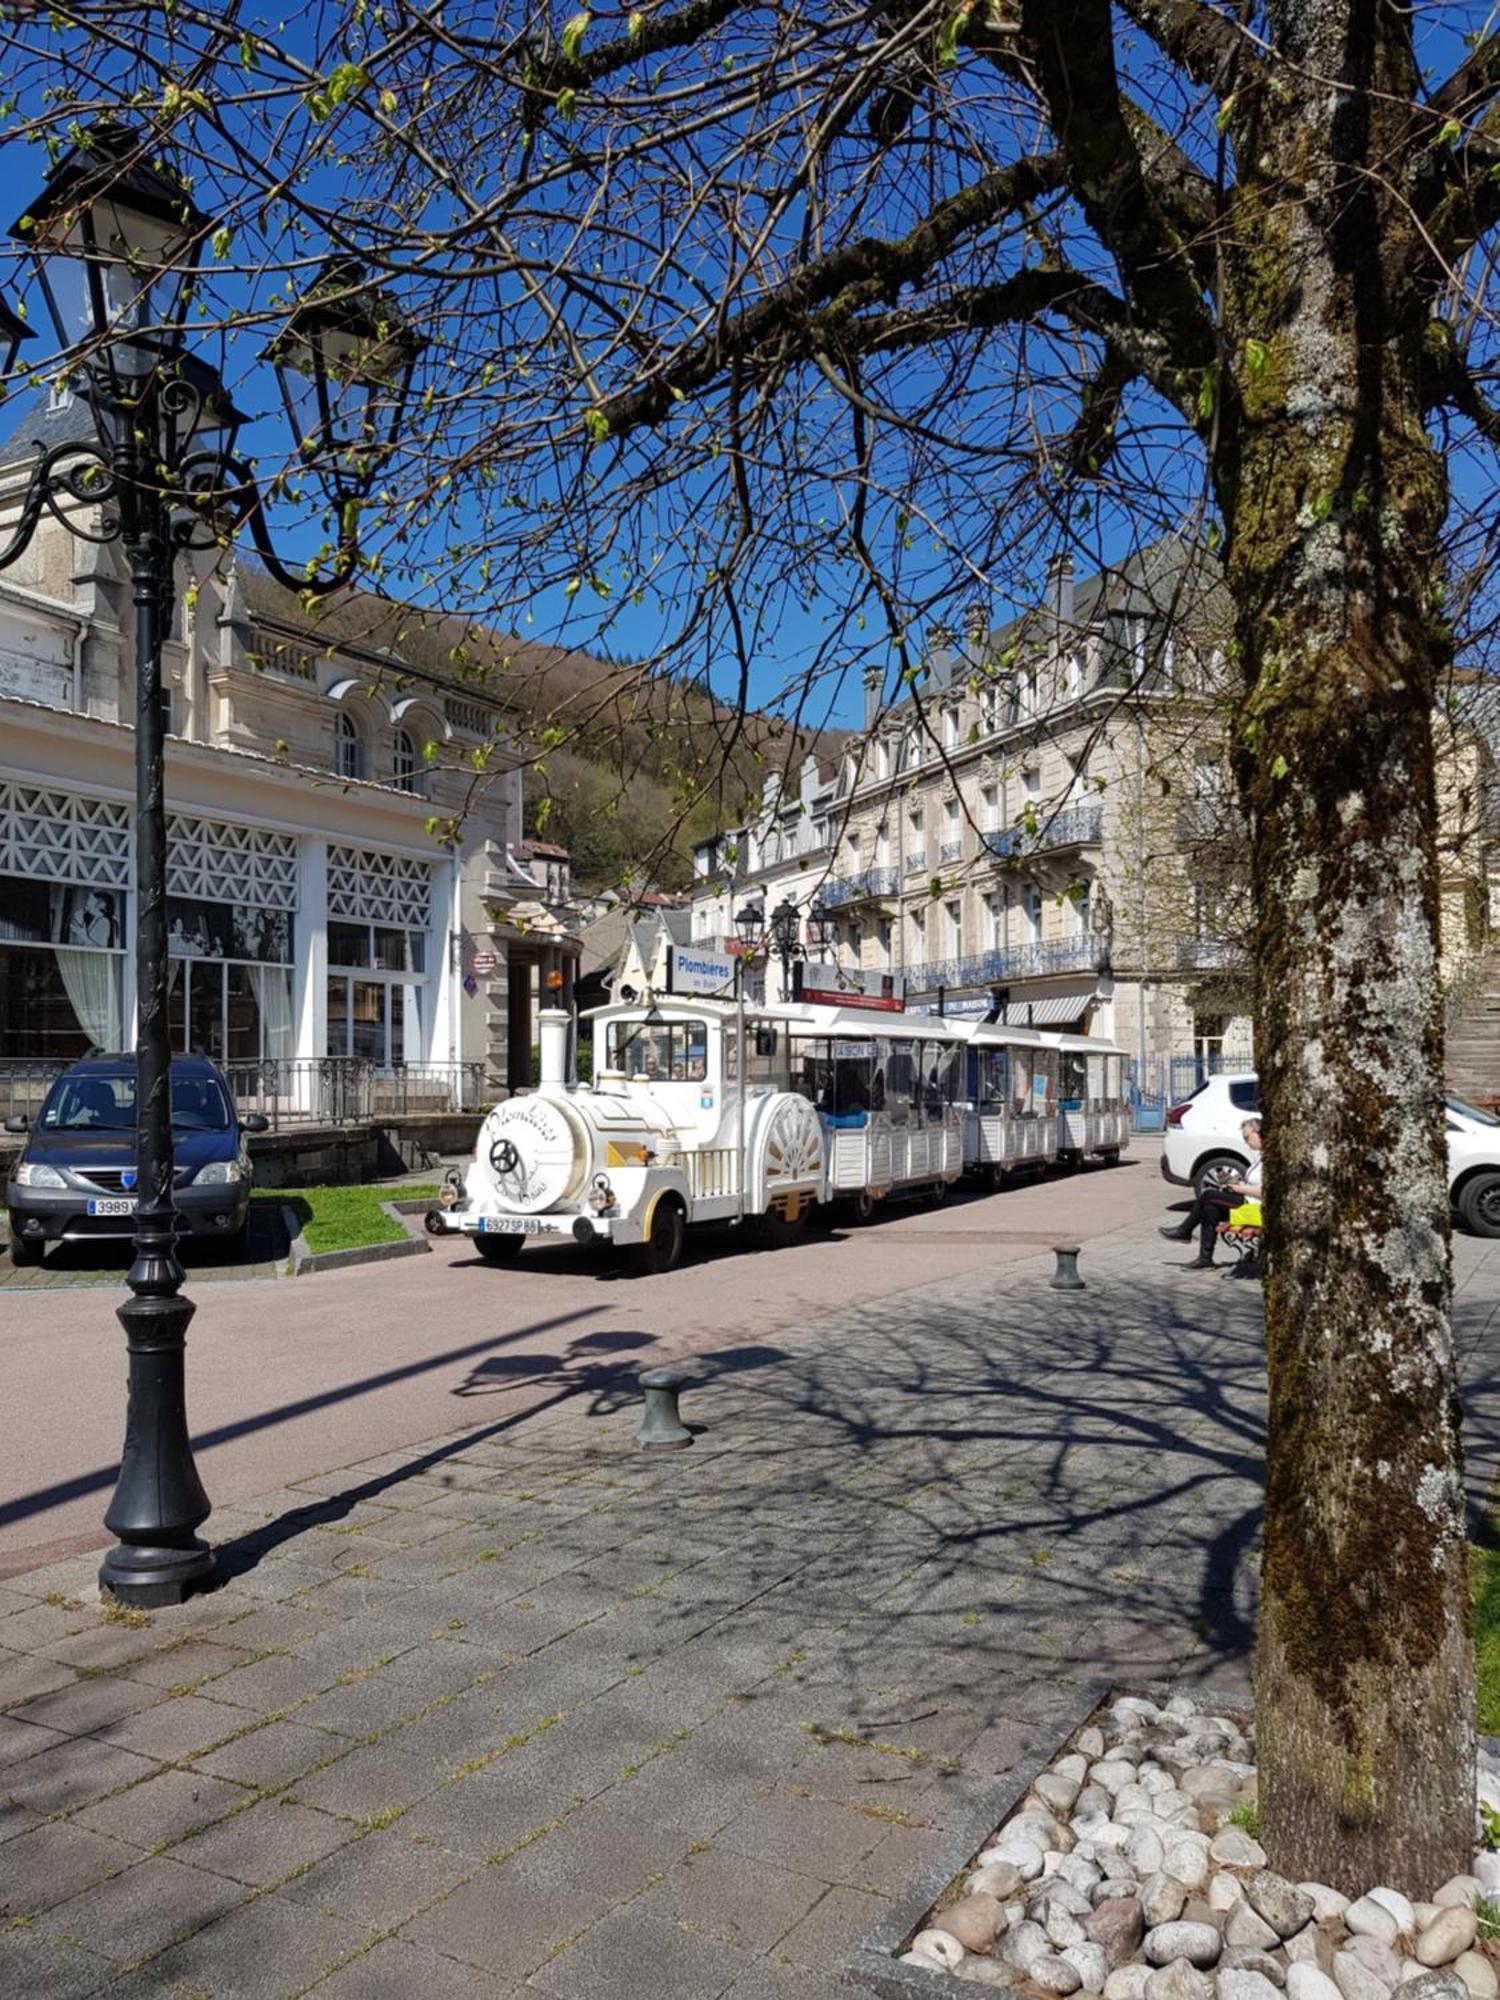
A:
[
  {"xmin": 87, "ymin": 1198, "xmax": 135, "ymax": 1217},
  {"xmin": 477, "ymin": 1216, "xmax": 549, "ymax": 1235}
]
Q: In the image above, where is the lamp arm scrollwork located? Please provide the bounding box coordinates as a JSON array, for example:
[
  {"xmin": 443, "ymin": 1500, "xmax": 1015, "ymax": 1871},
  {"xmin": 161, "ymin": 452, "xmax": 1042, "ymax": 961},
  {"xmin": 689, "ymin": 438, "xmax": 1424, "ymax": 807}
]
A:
[
  {"xmin": 229, "ymin": 460, "xmax": 360, "ymax": 599},
  {"xmin": 0, "ymin": 439, "xmax": 121, "ymax": 571}
]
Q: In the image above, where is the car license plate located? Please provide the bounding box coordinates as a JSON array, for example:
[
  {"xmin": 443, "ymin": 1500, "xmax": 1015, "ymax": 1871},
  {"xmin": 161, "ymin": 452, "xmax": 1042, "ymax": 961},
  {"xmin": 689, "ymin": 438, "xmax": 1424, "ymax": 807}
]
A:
[
  {"xmin": 87, "ymin": 1198, "xmax": 135, "ymax": 1217},
  {"xmin": 477, "ymin": 1215, "xmax": 547, "ymax": 1236}
]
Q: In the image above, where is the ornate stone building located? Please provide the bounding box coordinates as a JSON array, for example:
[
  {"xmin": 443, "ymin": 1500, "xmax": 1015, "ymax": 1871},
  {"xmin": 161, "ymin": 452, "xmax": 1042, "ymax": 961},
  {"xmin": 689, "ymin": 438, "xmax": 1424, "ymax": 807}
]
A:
[
  {"xmin": 0, "ymin": 388, "xmax": 579, "ymax": 1100},
  {"xmin": 693, "ymin": 544, "xmax": 1498, "ymax": 1070}
]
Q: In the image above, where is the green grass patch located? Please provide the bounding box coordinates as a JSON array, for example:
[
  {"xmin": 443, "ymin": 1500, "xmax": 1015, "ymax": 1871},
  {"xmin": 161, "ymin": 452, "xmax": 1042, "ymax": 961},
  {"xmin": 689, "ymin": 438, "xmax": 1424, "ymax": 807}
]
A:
[
  {"xmin": 1228, "ymin": 1800, "xmax": 1260, "ymax": 1840},
  {"xmin": 1472, "ymin": 1479, "xmax": 1500, "ymax": 1736},
  {"xmin": 252, "ymin": 1184, "xmax": 439, "ymax": 1256}
]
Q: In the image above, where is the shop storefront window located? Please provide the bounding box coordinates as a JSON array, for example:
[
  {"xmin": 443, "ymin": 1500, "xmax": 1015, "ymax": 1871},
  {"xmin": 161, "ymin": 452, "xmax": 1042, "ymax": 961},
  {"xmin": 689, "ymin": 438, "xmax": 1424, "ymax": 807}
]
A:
[
  {"xmin": 167, "ymin": 894, "xmax": 294, "ymax": 1065},
  {"xmin": 0, "ymin": 875, "xmax": 125, "ymax": 1058},
  {"xmin": 325, "ymin": 919, "xmax": 426, "ymax": 1065}
]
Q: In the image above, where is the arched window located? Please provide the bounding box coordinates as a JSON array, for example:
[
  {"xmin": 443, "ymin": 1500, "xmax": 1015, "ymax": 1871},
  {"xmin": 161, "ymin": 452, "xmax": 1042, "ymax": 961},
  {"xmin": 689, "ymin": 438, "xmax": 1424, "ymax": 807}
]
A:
[
  {"xmin": 393, "ymin": 728, "xmax": 421, "ymax": 794},
  {"xmin": 334, "ymin": 710, "xmax": 363, "ymax": 781}
]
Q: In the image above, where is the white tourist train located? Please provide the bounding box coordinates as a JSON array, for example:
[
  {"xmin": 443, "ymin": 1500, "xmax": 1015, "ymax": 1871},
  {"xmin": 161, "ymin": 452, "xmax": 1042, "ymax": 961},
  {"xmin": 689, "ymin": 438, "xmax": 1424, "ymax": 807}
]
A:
[{"xmin": 429, "ymin": 986, "xmax": 1129, "ymax": 1274}]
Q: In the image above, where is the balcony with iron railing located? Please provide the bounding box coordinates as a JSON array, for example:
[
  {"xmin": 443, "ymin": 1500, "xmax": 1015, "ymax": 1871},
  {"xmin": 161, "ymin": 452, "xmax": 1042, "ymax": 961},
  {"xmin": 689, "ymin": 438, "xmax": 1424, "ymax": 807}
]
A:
[
  {"xmin": 938, "ymin": 840, "xmax": 964, "ymax": 864},
  {"xmin": 906, "ymin": 935, "xmax": 1103, "ymax": 992},
  {"xmin": 982, "ymin": 804, "xmax": 1104, "ymax": 861},
  {"xmin": 904, "ymin": 852, "xmax": 929, "ymax": 876},
  {"xmin": 1174, "ymin": 936, "xmax": 1246, "ymax": 973},
  {"xmin": 819, "ymin": 867, "xmax": 898, "ymax": 908}
]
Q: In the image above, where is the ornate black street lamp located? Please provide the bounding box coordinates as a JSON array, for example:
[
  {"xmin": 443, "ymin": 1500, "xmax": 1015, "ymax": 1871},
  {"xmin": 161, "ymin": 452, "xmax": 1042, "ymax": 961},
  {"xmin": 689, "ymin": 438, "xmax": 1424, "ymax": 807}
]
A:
[
  {"xmin": 0, "ymin": 122, "xmax": 422, "ymax": 1606},
  {"xmin": 738, "ymin": 897, "xmax": 825, "ymax": 1002}
]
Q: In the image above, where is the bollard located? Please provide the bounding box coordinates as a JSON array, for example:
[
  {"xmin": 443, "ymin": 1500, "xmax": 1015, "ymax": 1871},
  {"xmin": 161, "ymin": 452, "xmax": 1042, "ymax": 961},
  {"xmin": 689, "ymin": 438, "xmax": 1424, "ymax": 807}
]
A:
[
  {"xmin": 1050, "ymin": 1245, "xmax": 1085, "ymax": 1291},
  {"xmin": 635, "ymin": 1366, "xmax": 694, "ymax": 1449}
]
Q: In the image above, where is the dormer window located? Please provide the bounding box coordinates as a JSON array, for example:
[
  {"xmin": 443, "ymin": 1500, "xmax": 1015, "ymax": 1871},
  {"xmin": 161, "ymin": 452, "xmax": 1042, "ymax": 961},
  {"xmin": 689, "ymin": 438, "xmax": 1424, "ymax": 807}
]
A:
[{"xmin": 335, "ymin": 710, "xmax": 363, "ymax": 781}]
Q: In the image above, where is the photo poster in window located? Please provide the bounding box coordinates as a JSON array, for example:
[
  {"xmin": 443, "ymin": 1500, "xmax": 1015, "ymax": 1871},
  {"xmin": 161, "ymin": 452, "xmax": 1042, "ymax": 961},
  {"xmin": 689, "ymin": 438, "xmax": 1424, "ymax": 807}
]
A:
[
  {"xmin": 167, "ymin": 896, "xmax": 289, "ymax": 964},
  {"xmin": 1032, "ymin": 1068, "xmax": 1051, "ymax": 1107},
  {"xmin": 0, "ymin": 877, "xmax": 124, "ymax": 949}
]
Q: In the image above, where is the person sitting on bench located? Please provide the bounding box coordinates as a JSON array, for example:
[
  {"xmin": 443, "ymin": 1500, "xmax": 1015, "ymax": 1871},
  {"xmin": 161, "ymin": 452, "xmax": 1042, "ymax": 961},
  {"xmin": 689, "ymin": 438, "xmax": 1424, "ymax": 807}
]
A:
[{"xmin": 1160, "ymin": 1119, "xmax": 1263, "ymax": 1269}]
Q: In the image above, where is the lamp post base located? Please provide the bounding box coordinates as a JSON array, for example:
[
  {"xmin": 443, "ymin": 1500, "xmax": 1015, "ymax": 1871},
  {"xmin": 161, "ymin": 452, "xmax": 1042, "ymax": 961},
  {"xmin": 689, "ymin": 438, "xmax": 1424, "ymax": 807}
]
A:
[
  {"xmin": 99, "ymin": 1539, "xmax": 215, "ymax": 1609},
  {"xmin": 100, "ymin": 1282, "xmax": 215, "ymax": 1609}
]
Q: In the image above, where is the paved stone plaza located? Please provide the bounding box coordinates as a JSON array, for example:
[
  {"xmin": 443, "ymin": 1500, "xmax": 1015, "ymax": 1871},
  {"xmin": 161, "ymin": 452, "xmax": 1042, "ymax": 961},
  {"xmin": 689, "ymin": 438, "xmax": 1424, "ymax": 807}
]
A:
[{"xmin": 4, "ymin": 1217, "xmax": 1500, "ymax": 1998}]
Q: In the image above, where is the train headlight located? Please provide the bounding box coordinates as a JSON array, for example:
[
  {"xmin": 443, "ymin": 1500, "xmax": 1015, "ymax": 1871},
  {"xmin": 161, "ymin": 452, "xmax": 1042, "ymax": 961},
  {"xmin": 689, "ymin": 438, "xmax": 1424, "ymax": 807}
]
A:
[{"xmin": 588, "ymin": 1174, "xmax": 615, "ymax": 1214}]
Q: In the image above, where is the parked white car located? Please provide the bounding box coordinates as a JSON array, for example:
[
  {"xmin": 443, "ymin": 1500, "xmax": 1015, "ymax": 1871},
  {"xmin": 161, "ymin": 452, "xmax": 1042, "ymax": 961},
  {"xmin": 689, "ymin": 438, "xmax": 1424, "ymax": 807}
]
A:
[{"xmin": 1161, "ymin": 1073, "xmax": 1500, "ymax": 1237}]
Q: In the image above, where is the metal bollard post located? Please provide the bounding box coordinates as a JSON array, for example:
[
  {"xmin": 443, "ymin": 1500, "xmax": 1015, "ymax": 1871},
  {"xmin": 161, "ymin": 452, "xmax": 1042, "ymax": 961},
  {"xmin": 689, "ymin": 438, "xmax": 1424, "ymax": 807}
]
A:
[
  {"xmin": 1050, "ymin": 1245, "xmax": 1085, "ymax": 1291},
  {"xmin": 635, "ymin": 1366, "xmax": 694, "ymax": 1449}
]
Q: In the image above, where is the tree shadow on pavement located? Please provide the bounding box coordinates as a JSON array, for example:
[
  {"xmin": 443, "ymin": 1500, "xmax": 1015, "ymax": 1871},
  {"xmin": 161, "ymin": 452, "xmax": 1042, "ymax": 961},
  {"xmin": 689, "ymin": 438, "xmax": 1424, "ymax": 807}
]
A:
[{"xmin": 211, "ymin": 1334, "xmax": 796, "ymax": 1584}]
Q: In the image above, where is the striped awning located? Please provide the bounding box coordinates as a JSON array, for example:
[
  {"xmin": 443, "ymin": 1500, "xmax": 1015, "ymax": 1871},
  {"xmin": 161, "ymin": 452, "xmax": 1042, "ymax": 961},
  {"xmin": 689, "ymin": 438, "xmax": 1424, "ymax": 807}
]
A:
[{"xmin": 1001, "ymin": 993, "xmax": 1098, "ymax": 1028}]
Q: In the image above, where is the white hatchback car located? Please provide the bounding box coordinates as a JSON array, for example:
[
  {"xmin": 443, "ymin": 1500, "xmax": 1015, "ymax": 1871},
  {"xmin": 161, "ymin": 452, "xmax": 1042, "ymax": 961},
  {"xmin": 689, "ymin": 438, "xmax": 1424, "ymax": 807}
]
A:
[{"xmin": 1161, "ymin": 1073, "xmax": 1500, "ymax": 1238}]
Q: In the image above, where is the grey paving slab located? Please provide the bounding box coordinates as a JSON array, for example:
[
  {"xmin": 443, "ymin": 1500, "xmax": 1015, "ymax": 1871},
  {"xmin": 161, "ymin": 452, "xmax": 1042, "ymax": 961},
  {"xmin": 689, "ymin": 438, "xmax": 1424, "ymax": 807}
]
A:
[
  {"xmin": 398, "ymin": 1869, "xmax": 598, "ymax": 1981},
  {"xmin": 278, "ymin": 1820, "xmax": 474, "ymax": 1924},
  {"xmin": 636, "ymin": 1844, "xmax": 833, "ymax": 1952},
  {"xmin": 146, "ymin": 1890, "xmax": 372, "ymax": 1997},
  {"xmin": 169, "ymin": 1795, "xmax": 356, "ymax": 1885},
  {"xmin": 32, "ymin": 1852, "xmax": 246, "ymax": 1968},
  {"xmin": 188, "ymin": 1715, "xmax": 353, "ymax": 1789},
  {"xmin": 72, "ymin": 1762, "xmax": 251, "ymax": 1847},
  {"xmin": 2, "ymin": 1731, "xmax": 164, "ymax": 1815},
  {"xmin": 523, "ymin": 1903, "xmax": 754, "ymax": 1999},
  {"xmin": 282, "ymin": 1741, "xmax": 448, "ymax": 1822},
  {"xmin": 0, "ymin": 1709, "xmax": 69, "ymax": 1769},
  {"xmin": 0, "ymin": 1925, "xmax": 116, "ymax": 1999},
  {"xmin": 307, "ymin": 1934, "xmax": 515, "ymax": 1999},
  {"xmin": 10, "ymin": 1668, "xmax": 162, "ymax": 1737},
  {"xmin": 0, "ymin": 1818, "xmax": 139, "ymax": 1918}
]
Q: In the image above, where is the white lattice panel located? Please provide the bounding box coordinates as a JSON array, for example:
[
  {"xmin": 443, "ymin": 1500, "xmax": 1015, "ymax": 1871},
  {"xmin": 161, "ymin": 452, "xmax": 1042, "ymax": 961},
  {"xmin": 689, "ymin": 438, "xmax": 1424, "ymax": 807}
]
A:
[
  {"xmin": 327, "ymin": 843, "xmax": 432, "ymax": 925},
  {"xmin": 166, "ymin": 814, "xmax": 298, "ymax": 912},
  {"xmin": 0, "ymin": 782, "xmax": 131, "ymax": 888}
]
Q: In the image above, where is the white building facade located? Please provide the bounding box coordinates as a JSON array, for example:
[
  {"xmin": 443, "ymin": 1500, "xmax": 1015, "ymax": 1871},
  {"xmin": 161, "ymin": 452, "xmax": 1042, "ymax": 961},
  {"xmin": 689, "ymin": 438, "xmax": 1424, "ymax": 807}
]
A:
[{"xmin": 0, "ymin": 390, "xmax": 578, "ymax": 1104}]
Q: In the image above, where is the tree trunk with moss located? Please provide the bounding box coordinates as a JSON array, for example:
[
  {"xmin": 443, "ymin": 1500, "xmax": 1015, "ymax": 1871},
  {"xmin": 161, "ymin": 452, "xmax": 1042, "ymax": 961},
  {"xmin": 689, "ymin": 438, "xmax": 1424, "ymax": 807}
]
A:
[{"xmin": 1218, "ymin": 0, "xmax": 1474, "ymax": 1892}]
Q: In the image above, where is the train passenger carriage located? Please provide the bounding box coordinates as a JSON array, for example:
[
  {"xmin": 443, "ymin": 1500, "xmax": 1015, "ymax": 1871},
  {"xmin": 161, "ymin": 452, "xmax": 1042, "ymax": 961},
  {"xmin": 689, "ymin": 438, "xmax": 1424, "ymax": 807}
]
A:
[
  {"xmin": 951, "ymin": 1021, "xmax": 1058, "ymax": 1186},
  {"xmin": 1045, "ymin": 1032, "xmax": 1129, "ymax": 1166}
]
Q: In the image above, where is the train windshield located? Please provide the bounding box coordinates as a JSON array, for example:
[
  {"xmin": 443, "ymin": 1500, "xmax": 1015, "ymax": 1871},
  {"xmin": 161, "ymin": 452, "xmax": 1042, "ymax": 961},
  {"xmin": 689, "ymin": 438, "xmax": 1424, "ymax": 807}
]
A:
[{"xmin": 606, "ymin": 1018, "xmax": 710, "ymax": 1081}]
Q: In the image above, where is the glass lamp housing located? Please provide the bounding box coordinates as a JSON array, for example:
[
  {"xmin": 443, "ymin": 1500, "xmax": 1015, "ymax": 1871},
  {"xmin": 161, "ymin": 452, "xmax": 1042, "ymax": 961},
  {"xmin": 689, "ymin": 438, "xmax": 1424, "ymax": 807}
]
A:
[
  {"xmin": 9, "ymin": 123, "xmax": 209, "ymax": 389},
  {"xmin": 263, "ymin": 256, "xmax": 422, "ymax": 492},
  {"xmin": 0, "ymin": 292, "xmax": 33, "ymax": 383}
]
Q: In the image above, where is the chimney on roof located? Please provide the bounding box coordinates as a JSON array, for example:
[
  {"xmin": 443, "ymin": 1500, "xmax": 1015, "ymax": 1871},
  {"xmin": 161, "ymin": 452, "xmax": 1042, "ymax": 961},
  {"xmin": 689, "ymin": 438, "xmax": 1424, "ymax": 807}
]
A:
[
  {"xmin": 1048, "ymin": 553, "xmax": 1075, "ymax": 637},
  {"xmin": 862, "ymin": 665, "xmax": 884, "ymax": 732}
]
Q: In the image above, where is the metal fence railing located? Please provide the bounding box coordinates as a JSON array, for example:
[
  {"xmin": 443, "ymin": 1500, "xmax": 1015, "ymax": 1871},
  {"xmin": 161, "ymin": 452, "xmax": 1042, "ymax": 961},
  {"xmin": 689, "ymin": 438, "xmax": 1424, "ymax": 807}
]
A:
[
  {"xmin": 0, "ymin": 1057, "xmax": 488, "ymax": 1130},
  {"xmin": 0, "ymin": 1061, "xmax": 68, "ymax": 1124},
  {"xmin": 223, "ymin": 1059, "xmax": 489, "ymax": 1129}
]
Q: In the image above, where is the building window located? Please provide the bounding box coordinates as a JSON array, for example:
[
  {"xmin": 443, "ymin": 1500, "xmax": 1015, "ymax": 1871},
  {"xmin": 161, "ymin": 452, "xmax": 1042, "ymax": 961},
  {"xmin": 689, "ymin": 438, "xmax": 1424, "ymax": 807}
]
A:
[
  {"xmin": 167, "ymin": 896, "xmax": 295, "ymax": 1066},
  {"xmin": 910, "ymin": 907, "xmax": 926, "ymax": 966},
  {"xmin": 0, "ymin": 877, "xmax": 125, "ymax": 1057},
  {"xmin": 943, "ymin": 707, "xmax": 959, "ymax": 750},
  {"xmin": 335, "ymin": 710, "xmax": 363, "ymax": 781},
  {"xmin": 878, "ymin": 918, "xmax": 893, "ymax": 966},
  {"xmin": 326, "ymin": 920, "xmax": 427, "ymax": 1066},
  {"xmin": 946, "ymin": 899, "xmax": 963, "ymax": 959},
  {"xmin": 987, "ymin": 892, "xmax": 1005, "ymax": 950},
  {"xmin": 1194, "ymin": 1012, "xmax": 1226, "ymax": 1067},
  {"xmin": 877, "ymin": 738, "xmax": 892, "ymax": 781},
  {"xmin": 981, "ymin": 783, "xmax": 999, "ymax": 831},
  {"xmin": 393, "ymin": 729, "xmax": 422, "ymax": 795},
  {"xmin": 1023, "ymin": 883, "xmax": 1043, "ymax": 942}
]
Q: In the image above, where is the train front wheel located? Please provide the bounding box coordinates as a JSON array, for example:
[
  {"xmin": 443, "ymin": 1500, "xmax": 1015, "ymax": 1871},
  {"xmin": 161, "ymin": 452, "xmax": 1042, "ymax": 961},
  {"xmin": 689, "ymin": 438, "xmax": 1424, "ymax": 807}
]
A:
[{"xmin": 633, "ymin": 1199, "xmax": 686, "ymax": 1275}]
